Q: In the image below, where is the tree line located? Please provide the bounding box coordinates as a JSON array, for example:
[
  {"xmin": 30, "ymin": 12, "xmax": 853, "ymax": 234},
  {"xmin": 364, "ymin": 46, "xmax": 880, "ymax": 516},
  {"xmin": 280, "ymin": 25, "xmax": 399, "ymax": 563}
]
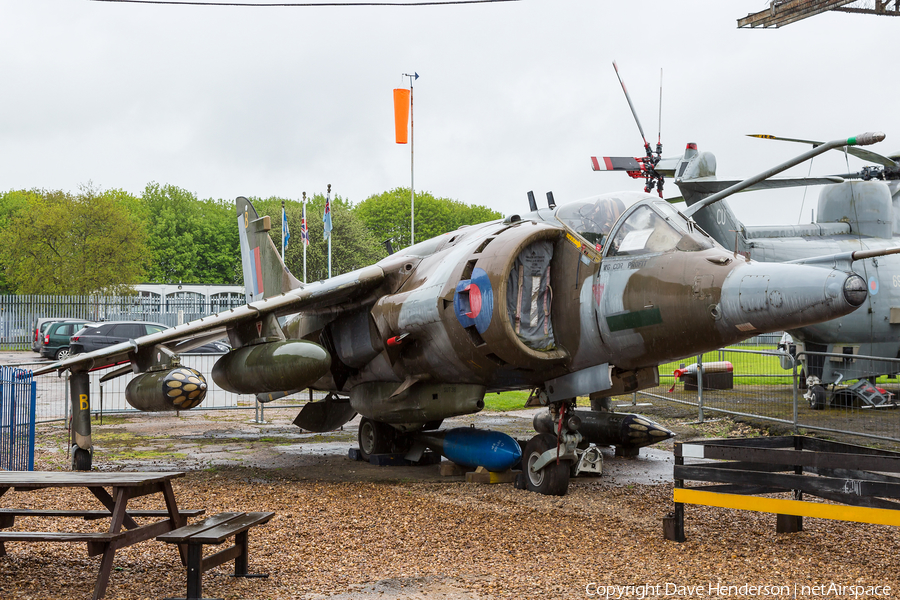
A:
[{"xmin": 0, "ymin": 184, "xmax": 502, "ymax": 295}]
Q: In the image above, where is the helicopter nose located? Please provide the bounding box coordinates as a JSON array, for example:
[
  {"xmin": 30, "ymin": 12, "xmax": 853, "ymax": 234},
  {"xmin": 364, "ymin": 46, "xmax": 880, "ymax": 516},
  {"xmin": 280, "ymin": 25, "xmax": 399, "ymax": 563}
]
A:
[
  {"xmin": 719, "ymin": 262, "xmax": 866, "ymax": 335},
  {"xmin": 842, "ymin": 273, "xmax": 867, "ymax": 307}
]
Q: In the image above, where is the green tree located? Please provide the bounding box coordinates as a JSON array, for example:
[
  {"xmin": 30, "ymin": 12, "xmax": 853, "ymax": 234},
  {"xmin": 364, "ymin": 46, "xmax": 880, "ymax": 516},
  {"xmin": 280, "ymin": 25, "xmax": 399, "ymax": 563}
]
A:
[
  {"xmin": 0, "ymin": 187, "xmax": 148, "ymax": 294},
  {"xmin": 0, "ymin": 190, "xmax": 37, "ymax": 293},
  {"xmin": 355, "ymin": 188, "xmax": 502, "ymax": 250},
  {"xmin": 251, "ymin": 194, "xmax": 386, "ymax": 283},
  {"xmin": 142, "ymin": 183, "xmax": 241, "ymax": 285}
]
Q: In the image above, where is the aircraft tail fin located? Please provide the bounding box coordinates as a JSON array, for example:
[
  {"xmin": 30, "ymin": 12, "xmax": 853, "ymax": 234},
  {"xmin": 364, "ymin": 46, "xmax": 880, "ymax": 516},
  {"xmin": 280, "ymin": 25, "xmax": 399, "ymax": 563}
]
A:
[
  {"xmin": 673, "ymin": 148, "xmax": 750, "ymax": 256},
  {"xmin": 237, "ymin": 196, "xmax": 302, "ymax": 302}
]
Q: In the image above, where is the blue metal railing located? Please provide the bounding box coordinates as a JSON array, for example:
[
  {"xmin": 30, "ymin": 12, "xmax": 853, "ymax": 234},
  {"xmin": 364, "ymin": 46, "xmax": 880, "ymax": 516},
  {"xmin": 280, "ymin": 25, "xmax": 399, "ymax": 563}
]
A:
[{"xmin": 0, "ymin": 367, "xmax": 37, "ymax": 471}]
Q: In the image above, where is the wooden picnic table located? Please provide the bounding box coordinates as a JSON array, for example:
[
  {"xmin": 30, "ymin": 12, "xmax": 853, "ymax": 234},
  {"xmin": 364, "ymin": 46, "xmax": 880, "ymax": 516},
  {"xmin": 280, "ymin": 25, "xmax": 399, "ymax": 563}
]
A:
[{"xmin": 0, "ymin": 471, "xmax": 201, "ymax": 600}]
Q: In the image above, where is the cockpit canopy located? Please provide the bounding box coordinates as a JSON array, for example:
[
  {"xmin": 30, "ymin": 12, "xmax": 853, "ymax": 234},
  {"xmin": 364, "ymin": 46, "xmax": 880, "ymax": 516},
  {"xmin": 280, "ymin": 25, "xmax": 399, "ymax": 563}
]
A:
[
  {"xmin": 554, "ymin": 194, "xmax": 630, "ymax": 248},
  {"xmin": 555, "ymin": 192, "xmax": 715, "ymax": 257}
]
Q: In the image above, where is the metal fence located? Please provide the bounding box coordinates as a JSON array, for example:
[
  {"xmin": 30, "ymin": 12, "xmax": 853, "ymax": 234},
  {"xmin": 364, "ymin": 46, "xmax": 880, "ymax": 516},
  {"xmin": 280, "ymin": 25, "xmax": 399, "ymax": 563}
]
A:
[
  {"xmin": 0, "ymin": 367, "xmax": 36, "ymax": 471},
  {"xmin": 25, "ymin": 354, "xmax": 313, "ymax": 424},
  {"xmin": 633, "ymin": 346, "xmax": 900, "ymax": 447},
  {"xmin": 795, "ymin": 350, "xmax": 900, "ymax": 444},
  {"xmin": 0, "ymin": 294, "xmax": 247, "ymax": 351}
]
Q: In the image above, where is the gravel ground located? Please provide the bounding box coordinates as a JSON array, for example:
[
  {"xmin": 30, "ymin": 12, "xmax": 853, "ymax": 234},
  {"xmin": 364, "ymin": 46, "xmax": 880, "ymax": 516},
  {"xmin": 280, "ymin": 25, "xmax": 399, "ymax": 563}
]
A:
[{"xmin": 2, "ymin": 404, "xmax": 899, "ymax": 599}]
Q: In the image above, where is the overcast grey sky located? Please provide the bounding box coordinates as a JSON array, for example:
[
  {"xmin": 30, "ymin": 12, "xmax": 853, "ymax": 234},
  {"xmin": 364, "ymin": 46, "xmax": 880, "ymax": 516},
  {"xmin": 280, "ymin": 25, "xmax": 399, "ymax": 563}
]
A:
[{"xmin": 1, "ymin": 1, "xmax": 897, "ymax": 226}]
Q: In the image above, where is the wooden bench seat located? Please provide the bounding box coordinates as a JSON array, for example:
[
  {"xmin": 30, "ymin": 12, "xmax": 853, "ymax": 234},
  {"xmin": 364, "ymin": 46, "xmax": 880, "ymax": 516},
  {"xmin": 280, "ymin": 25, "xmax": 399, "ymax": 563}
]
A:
[
  {"xmin": 157, "ymin": 511, "xmax": 274, "ymax": 600},
  {"xmin": 0, "ymin": 530, "xmax": 126, "ymax": 557},
  {"xmin": 0, "ymin": 508, "xmax": 206, "ymax": 529},
  {"xmin": 0, "ymin": 508, "xmax": 205, "ymax": 526}
]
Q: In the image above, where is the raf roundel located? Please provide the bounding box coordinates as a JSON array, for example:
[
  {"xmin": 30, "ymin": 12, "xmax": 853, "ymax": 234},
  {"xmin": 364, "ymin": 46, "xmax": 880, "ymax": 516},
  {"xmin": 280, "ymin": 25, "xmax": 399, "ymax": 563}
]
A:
[
  {"xmin": 869, "ymin": 276, "xmax": 879, "ymax": 295},
  {"xmin": 454, "ymin": 267, "xmax": 493, "ymax": 334}
]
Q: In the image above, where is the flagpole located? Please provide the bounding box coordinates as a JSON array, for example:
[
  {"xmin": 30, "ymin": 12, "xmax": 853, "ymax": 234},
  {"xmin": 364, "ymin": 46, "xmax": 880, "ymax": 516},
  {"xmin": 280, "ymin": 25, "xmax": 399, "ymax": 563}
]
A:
[
  {"xmin": 327, "ymin": 184, "xmax": 332, "ymax": 279},
  {"xmin": 302, "ymin": 191, "xmax": 307, "ymax": 284},
  {"xmin": 281, "ymin": 199, "xmax": 287, "ymax": 260}
]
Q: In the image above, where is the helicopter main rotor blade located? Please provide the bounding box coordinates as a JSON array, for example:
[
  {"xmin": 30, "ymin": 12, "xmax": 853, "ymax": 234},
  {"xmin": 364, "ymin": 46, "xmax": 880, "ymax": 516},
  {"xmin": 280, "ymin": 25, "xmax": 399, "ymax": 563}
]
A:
[
  {"xmin": 591, "ymin": 156, "xmax": 642, "ymax": 172},
  {"xmin": 677, "ymin": 176, "xmax": 845, "ymax": 194},
  {"xmin": 612, "ymin": 60, "xmax": 649, "ymax": 149},
  {"xmin": 748, "ymin": 133, "xmax": 899, "ymax": 168},
  {"xmin": 685, "ymin": 132, "xmax": 885, "ymax": 217},
  {"xmin": 657, "ymin": 68, "xmax": 663, "ymax": 146}
]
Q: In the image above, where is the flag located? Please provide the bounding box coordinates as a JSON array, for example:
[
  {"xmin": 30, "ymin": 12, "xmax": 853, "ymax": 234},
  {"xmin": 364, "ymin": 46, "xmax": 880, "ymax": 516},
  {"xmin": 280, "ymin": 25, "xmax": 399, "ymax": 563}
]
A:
[
  {"xmin": 323, "ymin": 194, "xmax": 333, "ymax": 240},
  {"xmin": 282, "ymin": 204, "xmax": 290, "ymax": 252},
  {"xmin": 301, "ymin": 203, "xmax": 309, "ymax": 246}
]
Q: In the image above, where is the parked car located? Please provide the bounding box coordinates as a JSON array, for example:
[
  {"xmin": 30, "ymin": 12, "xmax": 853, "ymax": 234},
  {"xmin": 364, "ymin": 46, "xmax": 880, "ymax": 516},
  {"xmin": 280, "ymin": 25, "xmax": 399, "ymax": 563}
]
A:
[
  {"xmin": 40, "ymin": 320, "xmax": 96, "ymax": 360},
  {"xmin": 183, "ymin": 340, "xmax": 231, "ymax": 354},
  {"xmin": 69, "ymin": 321, "xmax": 169, "ymax": 355},
  {"xmin": 31, "ymin": 317, "xmax": 59, "ymax": 352}
]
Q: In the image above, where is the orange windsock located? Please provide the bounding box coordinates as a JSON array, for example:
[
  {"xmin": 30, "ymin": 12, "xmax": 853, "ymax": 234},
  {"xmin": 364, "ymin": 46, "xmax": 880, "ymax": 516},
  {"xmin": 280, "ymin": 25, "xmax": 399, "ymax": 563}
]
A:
[{"xmin": 393, "ymin": 88, "xmax": 410, "ymax": 144}]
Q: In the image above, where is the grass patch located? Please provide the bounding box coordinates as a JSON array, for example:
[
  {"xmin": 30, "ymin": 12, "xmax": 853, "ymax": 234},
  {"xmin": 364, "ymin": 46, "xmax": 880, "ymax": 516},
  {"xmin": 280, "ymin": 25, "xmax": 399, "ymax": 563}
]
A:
[
  {"xmin": 658, "ymin": 347, "xmax": 796, "ymax": 386},
  {"xmin": 113, "ymin": 450, "xmax": 187, "ymax": 460},
  {"xmin": 90, "ymin": 415, "xmax": 132, "ymax": 426},
  {"xmin": 483, "ymin": 390, "xmax": 532, "ymax": 412}
]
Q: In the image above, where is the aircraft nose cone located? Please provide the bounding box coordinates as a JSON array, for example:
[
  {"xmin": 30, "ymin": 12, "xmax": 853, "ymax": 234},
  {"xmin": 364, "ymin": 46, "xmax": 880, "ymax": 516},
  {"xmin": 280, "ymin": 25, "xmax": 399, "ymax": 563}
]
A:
[
  {"xmin": 719, "ymin": 263, "xmax": 867, "ymax": 337},
  {"xmin": 843, "ymin": 273, "xmax": 867, "ymax": 307}
]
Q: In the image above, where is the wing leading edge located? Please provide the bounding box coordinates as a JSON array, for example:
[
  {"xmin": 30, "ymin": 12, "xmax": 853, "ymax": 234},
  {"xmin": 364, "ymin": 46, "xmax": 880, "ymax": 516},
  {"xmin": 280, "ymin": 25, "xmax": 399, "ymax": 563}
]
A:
[{"xmin": 33, "ymin": 265, "xmax": 385, "ymax": 376}]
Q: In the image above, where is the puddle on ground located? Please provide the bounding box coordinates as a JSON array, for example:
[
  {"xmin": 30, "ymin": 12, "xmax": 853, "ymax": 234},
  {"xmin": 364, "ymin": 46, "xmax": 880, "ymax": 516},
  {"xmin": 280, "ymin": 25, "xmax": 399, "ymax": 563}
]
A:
[{"xmin": 276, "ymin": 442, "xmax": 353, "ymax": 456}]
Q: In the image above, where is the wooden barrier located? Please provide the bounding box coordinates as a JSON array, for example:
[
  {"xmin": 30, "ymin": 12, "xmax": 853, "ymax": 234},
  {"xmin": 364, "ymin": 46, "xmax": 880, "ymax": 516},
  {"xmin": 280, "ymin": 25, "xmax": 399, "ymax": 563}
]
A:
[{"xmin": 668, "ymin": 436, "xmax": 900, "ymax": 542}]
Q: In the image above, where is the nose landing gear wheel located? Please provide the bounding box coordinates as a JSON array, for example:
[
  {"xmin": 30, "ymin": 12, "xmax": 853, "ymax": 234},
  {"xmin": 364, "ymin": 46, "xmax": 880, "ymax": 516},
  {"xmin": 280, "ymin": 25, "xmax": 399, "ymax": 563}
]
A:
[
  {"xmin": 808, "ymin": 385, "xmax": 826, "ymax": 410},
  {"xmin": 523, "ymin": 433, "xmax": 570, "ymax": 496}
]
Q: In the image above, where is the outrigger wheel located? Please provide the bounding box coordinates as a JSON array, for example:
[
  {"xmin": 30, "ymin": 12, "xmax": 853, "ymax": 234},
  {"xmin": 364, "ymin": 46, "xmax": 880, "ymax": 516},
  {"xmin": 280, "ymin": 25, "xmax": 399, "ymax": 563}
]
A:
[
  {"xmin": 72, "ymin": 446, "xmax": 92, "ymax": 471},
  {"xmin": 523, "ymin": 433, "xmax": 570, "ymax": 496}
]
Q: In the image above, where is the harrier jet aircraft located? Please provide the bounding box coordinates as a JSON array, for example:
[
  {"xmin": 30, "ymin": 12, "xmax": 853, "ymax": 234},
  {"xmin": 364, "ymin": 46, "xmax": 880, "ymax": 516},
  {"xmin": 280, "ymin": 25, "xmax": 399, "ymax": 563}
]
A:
[{"xmin": 36, "ymin": 134, "xmax": 887, "ymax": 495}]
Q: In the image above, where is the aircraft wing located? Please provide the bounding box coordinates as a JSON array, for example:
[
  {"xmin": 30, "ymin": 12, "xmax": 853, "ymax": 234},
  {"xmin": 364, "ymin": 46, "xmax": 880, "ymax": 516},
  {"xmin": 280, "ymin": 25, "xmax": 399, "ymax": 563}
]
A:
[
  {"xmin": 748, "ymin": 134, "xmax": 900, "ymax": 168},
  {"xmin": 32, "ymin": 265, "xmax": 385, "ymax": 376},
  {"xmin": 676, "ymin": 176, "xmax": 845, "ymax": 194}
]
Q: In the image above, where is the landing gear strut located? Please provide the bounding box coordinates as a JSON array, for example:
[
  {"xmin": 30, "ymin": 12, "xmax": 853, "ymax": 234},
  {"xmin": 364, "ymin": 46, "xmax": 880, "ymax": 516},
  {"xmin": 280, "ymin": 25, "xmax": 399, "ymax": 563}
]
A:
[
  {"xmin": 522, "ymin": 399, "xmax": 581, "ymax": 496},
  {"xmin": 70, "ymin": 370, "xmax": 93, "ymax": 471}
]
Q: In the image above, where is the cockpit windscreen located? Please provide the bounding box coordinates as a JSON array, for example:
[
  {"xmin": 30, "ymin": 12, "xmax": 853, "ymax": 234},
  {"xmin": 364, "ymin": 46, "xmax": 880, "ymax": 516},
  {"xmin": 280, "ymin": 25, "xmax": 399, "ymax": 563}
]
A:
[{"xmin": 555, "ymin": 196, "xmax": 627, "ymax": 248}]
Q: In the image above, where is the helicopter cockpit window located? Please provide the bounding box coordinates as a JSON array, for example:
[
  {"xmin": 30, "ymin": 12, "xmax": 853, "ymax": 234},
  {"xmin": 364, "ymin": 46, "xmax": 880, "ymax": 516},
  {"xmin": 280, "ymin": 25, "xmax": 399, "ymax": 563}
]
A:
[
  {"xmin": 555, "ymin": 196, "xmax": 627, "ymax": 249},
  {"xmin": 607, "ymin": 205, "xmax": 686, "ymax": 257}
]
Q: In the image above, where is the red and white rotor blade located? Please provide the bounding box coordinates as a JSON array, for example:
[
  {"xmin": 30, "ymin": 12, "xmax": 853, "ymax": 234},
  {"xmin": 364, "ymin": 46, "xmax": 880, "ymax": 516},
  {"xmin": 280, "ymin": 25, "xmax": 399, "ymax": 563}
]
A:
[{"xmin": 591, "ymin": 156, "xmax": 642, "ymax": 172}]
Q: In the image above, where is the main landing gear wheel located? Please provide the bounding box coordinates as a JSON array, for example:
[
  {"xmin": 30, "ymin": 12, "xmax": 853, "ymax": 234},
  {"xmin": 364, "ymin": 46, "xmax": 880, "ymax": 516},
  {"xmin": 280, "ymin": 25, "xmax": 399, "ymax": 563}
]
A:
[
  {"xmin": 358, "ymin": 417, "xmax": 394, "ymax": 461},
  {"xmin": 523, "ymin": 433, "xmax": 570, "ymax": 496},
  {"xmin": 808, "ymin": 385, "xmax": 826, "ymax": 410},
  {"xmin": 72, "ymin": 446, "xmax": 92, "ymax": 471}
]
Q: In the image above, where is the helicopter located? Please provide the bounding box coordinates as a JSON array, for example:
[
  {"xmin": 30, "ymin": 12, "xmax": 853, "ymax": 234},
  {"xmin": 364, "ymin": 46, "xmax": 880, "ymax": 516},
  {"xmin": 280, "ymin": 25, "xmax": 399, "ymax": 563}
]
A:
[{"xmin": 592, "ymin": 62, "xmax": 900, "ymax": 410}]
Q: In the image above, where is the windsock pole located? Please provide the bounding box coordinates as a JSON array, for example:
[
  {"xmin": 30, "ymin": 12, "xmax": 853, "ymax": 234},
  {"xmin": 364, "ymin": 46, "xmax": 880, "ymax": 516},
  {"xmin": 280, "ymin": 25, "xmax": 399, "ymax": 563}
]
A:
[
  {"xmin": 409, "ymin": 75, "xmax": 415, "ymax": 245},
  {"xmin": 396, "ymin": 72, "xmax": 418, "ymax": 246}
]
